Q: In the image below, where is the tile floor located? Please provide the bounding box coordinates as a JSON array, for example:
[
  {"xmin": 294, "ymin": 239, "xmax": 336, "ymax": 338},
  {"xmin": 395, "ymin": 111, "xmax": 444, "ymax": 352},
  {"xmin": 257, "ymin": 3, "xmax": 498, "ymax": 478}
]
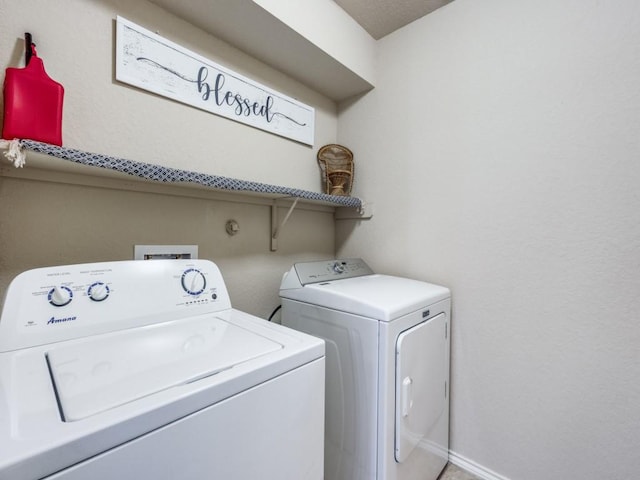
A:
[{"xmin": 438, "ymin": 463, "xmax": 482, "ymax": 480}]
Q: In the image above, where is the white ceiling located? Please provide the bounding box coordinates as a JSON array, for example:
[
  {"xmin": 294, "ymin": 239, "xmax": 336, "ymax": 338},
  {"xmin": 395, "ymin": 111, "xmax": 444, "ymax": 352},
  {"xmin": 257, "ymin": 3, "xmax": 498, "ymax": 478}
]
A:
[
  {"xmin": 334, "ymin": 0, "xmax": 455, "ymax": 39},
  {"xmin": 146, "ymin": 0, "xmax": 457, "ymax": 100}
]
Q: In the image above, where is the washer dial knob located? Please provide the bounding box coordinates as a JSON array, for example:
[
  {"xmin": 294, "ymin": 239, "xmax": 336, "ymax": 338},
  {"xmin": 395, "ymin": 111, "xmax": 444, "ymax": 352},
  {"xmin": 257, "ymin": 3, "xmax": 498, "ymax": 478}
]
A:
[
  {"xmin": 48, "ymin": 286, "xmax": 73, "ymax": 307},
  {"xmin": 181, "ymin": 268, "xmax": 206, "ymax": 296},
  {"xmin": 88, "ymin": 282, "xmax": 110, "ymax": 302}
]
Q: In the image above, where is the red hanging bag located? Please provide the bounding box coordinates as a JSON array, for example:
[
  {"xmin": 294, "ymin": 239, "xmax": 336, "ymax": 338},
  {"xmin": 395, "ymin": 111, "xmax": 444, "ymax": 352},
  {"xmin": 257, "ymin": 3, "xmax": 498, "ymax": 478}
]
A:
[{"xmin": 2, "ymin": 39, "xmax": 64, "ymax": 146}]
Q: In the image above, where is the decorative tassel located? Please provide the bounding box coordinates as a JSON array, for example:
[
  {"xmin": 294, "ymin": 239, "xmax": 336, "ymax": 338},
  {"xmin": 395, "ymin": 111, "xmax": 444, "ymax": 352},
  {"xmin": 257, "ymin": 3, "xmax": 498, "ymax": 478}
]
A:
[{"xmin": 0, "ymin": 139, "xmax": 26, "ymax": 168}]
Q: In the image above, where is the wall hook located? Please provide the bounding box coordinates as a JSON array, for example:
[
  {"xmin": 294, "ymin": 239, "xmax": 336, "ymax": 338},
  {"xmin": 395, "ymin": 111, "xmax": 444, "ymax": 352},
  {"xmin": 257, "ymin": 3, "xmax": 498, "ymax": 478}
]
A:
[{"xmin": 25, "ymin": 32, "xmax": 34, "ymax": 65}]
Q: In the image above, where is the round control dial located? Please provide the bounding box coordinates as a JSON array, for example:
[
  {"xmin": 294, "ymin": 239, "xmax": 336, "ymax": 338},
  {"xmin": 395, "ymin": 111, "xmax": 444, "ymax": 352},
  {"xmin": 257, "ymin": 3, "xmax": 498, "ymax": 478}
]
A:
[
  {"xmin": 332, "ymin": 261, "xmax": 346, "ymax": 274},
  {"xmin": 88, "ymin": 282, "xmax": 110, "ymax": 302},
  {"xmin": 48, "ymin": 286, "xmax": 73, "ymax": 307},
  {"xmin": 181, "ymin": 268, "xmax": 207, "ymax": 296}
]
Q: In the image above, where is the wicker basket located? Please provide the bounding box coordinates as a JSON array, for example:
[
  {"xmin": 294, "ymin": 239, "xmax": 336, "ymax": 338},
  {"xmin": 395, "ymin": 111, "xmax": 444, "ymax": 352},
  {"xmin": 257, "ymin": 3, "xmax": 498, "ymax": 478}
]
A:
[{"xmin": 317, "ymin": 144, "xmax": 354, "ymax": 196}]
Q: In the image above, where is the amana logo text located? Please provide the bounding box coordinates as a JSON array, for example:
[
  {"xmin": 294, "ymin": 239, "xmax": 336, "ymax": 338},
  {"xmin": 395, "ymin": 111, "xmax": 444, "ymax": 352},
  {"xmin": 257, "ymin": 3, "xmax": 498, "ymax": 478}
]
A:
[{"xmin": 47, "ymin": 316, "xmax": 77, "ymax": 325}]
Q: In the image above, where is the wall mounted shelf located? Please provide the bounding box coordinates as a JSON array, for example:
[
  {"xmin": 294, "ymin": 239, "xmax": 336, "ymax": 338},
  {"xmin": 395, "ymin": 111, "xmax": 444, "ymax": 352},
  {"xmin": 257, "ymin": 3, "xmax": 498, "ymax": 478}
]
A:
[{"xmin": 1, "ymin": 140, "xmax": 371, "ymax": 251}]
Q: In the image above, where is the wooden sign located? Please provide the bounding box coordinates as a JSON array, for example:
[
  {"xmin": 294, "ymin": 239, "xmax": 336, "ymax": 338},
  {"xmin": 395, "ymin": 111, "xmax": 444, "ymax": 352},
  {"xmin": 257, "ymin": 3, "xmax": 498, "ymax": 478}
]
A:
[{"xmin": 116, "ymin": 16, "xmax": 315, "ymax": 145}]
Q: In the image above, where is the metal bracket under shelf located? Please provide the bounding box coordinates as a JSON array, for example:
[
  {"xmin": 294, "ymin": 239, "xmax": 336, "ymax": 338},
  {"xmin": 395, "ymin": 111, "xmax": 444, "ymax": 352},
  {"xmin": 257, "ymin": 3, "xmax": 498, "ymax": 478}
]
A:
[
  {"xmin": 271, "ymin": 198, "xmax": 300, "ymax": 251},
  {"xmin": 335, "ymin": 201, "xmax": 373, "ymax": 220},
  {"xmin": 270, "ymin": 198, "xmax": 372, "ymax": 251}
]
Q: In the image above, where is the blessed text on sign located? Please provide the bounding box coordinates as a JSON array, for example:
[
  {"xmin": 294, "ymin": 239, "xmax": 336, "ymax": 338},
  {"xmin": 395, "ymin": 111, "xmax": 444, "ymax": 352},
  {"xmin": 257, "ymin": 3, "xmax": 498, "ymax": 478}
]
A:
[{"xmin": 115, "ymin": 16, "xmax": 315, "ymax": 146}]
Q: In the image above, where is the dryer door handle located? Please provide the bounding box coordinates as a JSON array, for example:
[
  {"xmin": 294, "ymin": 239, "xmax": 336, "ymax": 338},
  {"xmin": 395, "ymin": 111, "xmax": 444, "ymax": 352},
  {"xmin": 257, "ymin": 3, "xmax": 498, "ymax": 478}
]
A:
[{"xmin": 401, "ymin": 376, "xmax": 413, "ymax": 417}]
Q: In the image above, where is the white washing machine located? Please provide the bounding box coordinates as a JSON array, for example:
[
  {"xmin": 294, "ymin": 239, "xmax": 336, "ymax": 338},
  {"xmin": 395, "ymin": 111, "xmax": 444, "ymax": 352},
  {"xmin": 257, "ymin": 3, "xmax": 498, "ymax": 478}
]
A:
[
  {"xmin": 280, "ymin": 258, "xmax": 450, "ymax": 480},
  {"xmin": 0, "ymin": 259, "xmax": 324, "ymax": 480}
]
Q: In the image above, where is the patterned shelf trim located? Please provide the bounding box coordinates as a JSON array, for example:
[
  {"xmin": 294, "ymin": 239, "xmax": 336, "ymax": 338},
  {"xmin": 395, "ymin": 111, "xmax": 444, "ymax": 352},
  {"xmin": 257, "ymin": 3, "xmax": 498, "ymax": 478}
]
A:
[{"xmin": 20, "ymin": 140, "xmax": 362, "ymax": 209}]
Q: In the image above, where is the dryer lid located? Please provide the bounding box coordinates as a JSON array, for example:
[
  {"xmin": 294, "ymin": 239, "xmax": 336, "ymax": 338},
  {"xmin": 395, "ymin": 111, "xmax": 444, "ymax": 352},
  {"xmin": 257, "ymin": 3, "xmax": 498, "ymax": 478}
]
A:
[
  {"xmin": 47, "ymin": 315, "xmax": 283, "ymax": 421},
  {"xmin": 395, "ymin": 313, "xmax": 448, "ymax": 462},
  {"xmin": 280, "ymin": 274, "xmax": 450, "ymax": 321}
]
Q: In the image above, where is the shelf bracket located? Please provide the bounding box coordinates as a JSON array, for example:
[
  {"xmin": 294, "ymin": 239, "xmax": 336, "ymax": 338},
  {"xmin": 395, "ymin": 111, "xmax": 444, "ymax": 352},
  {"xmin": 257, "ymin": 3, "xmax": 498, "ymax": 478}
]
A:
[
  {"xmin": 271, "ymin": 197, "xmax": 299, "ymax": 251},
  {"xmin": 335, "ymin": 201, "xmax": 373, "ymax": 220}
]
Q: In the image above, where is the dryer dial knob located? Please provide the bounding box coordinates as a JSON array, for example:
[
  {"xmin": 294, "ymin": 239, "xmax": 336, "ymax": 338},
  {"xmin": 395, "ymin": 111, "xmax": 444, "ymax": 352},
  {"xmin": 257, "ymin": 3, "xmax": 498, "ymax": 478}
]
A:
[
  {"xmin": 88, "ymin": 282, "xmax": 110, "ymax": 302},
  {"xmin": 181, "ymin": 268, "xmax": 207, "ymax": 296},
  {"xmin": 49, "ymin": 286, "xmax": 73, "ymax": 307},
  {"xmin": 332, "ymin": 262, "xmax": 346, "ymax": 274}
]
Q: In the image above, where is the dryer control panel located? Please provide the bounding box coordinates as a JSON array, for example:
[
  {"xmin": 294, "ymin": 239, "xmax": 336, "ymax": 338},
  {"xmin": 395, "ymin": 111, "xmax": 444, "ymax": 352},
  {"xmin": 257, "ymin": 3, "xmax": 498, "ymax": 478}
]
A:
[
  {"xmin": 282, "ymin": 258, "xmax": 374, "ymax": 287},
  {"xmin": 0, "ymin": 259, "xmax": 232, "ymax": 352}
]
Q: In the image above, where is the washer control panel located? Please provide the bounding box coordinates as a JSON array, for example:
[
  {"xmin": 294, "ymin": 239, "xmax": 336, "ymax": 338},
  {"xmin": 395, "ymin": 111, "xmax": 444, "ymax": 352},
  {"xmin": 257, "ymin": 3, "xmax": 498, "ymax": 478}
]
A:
[
  {"xmin": 0, "ymin": 259, "xmax": 232, "ymax": 352},
  {"xmin": 291, "ymin": 258, "xmax": 374, "ymax": 286}
]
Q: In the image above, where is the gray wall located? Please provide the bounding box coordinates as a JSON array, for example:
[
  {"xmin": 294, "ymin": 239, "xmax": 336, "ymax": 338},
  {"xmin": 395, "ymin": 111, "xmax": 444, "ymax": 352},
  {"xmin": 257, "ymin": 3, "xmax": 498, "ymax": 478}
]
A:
[{"xmin": 337, "ymin": 0, "xmax": 640, "ymax": 478}]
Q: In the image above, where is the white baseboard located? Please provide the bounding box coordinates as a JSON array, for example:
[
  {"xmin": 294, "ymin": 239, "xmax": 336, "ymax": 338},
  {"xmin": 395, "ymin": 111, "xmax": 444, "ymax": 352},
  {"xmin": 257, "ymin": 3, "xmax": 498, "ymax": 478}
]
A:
[{"xmin": 448, "ymin": 450, "xmax": 511, "ymax": 480}]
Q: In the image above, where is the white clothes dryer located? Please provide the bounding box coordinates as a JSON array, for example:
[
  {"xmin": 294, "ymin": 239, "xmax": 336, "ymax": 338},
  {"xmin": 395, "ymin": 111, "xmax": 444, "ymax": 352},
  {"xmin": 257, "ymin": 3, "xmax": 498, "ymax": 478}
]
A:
[
  {"xmin": 280, "ymin": 258, "xmax": 450, "ymax": 480},
  {"xmin": 0, "ymin": 259, "xmax": 324, "ymax": 480}
]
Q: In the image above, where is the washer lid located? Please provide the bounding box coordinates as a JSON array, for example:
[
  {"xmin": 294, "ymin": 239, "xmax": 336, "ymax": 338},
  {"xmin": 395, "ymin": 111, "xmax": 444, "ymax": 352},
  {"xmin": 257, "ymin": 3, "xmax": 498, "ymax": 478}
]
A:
[
  {"xmin": 280, "ymin": 274, "xmax": 449, "ymax": 321},
  {"xmin": 47, "ymin": 315, "xmax": 283, "ymax": 421}
]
